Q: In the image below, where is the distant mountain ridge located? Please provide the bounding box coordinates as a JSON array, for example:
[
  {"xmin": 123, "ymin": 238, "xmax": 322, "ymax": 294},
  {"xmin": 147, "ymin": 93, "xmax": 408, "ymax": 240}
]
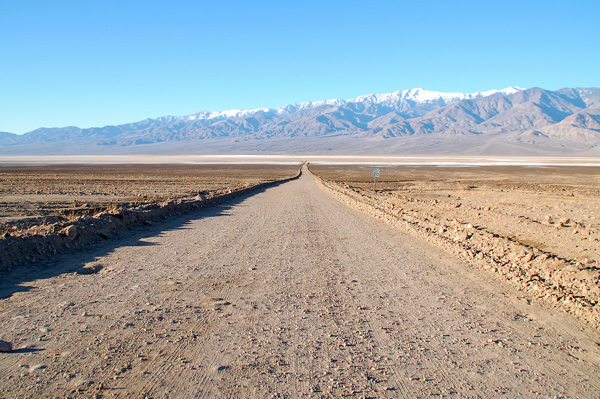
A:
[
  {"xmin": 174, "ymin": 86, "xmax": 524, "ymax": 123},
  {"xmin": 1, "ymin": 87, "xmax": 599, "ymax": 156}
]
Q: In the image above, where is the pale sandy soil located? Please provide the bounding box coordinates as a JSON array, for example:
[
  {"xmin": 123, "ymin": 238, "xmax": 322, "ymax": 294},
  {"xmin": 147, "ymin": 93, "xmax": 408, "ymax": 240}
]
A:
[
  {"xmin": 0, "ymin": 164, "xmax": 299, "ymax": 229},
  {"xmin": 0, "ymin": 164, "xmax": 300, "ymax": 273},
  {"xmin": 310, "ymin": 164, "xmax": 600, "ymax": 327},
  {"xmin": 1, "ymin": 166, "xmax": 600, "ymax": 397},
  {"xmin": 309, "ymin": 164, "xmax": 600, "ymax": 265}
]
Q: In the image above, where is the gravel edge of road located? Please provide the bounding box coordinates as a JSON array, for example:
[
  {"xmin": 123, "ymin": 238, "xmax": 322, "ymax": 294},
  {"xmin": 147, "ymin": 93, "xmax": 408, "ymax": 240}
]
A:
[
  {"xmin": 0, "ymin": 167, "xmax": 302, "ymax": 273},
  {"xmin": 309, "ymin": 168, "xmax": 600, "ymax": 331}
]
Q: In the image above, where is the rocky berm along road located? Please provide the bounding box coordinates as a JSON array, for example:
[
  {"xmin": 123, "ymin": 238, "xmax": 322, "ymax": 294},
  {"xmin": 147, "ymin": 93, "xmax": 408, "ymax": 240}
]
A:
[{"xmin": 1, "ymin": 165, "xmax": 600, "ymax": 397}]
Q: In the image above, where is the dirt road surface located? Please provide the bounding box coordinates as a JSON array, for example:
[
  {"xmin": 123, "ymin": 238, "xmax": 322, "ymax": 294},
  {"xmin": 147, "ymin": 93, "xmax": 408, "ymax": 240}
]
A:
[{"xmin": 1, "ymin": 167, "xmax": 600, "ymax": 398}]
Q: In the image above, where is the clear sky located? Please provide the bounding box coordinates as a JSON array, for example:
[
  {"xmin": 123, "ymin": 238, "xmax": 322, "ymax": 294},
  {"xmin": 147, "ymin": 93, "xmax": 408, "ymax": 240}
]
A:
[{"xmin": 1, "ymin": 0, "xmax": 599, "ymax": 134}]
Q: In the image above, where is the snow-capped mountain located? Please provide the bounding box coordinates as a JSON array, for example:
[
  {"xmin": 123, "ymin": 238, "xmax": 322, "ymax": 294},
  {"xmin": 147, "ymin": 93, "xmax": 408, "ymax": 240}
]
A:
[
  {"xmin": 175, "ymin": 87, "xmax": 524, "ymax": 123},
  {"xmin": 350, "ymin": 86, "xmax": 523, "ymax": 106},
  {"xmin": 1, "ymin": 87, "xmax": 599, "ymax": 156}
]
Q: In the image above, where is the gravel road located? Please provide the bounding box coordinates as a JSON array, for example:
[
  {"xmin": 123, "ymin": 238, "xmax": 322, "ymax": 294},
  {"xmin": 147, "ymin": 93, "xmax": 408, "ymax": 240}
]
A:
[{"xmin": 1, "ymin": 166, "xmax": 600, "ymax": 398}]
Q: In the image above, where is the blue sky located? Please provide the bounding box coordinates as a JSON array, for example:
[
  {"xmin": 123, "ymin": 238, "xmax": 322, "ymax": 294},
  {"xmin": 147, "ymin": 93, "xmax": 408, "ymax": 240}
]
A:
[{"xmin": 1, "ymin": 0, "xmax": 599, "ymax": 134}]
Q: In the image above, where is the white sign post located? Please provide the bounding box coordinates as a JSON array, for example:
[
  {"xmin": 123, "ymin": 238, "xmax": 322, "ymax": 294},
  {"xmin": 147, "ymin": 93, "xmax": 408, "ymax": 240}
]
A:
[{"xmin": 372, "ymin": 168, "xmax": 380, "ymax": 190}]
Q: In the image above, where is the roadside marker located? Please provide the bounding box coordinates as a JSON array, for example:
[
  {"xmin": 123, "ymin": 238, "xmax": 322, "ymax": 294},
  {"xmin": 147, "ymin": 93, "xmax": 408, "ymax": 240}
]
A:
[{"xmin": 372, "ymin": 168, "xmax": 380, "ymax": 190}]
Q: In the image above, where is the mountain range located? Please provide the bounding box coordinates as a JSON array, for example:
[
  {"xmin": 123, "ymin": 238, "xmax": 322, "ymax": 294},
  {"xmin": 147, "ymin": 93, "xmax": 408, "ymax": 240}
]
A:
[{"xmin": 1, "ymin": 87, "xmax": 599, "ymax": 156}]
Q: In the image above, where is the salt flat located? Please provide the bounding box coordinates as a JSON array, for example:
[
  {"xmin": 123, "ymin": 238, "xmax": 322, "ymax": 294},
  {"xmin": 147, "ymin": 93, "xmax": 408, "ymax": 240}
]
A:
[{"xmin": 1, "ymin": 154, "xmax": 600, "ymax": 166}]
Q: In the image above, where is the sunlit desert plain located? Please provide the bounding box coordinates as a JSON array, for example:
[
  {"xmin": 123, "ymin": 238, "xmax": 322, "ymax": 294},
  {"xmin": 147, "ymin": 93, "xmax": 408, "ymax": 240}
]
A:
[{"xmin": 1, "ymin": 156, "xmax": 600, "ymax": 397}]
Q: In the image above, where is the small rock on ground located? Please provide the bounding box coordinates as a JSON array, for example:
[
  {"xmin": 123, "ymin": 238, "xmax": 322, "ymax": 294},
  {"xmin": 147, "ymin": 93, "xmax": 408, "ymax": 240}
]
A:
[
  {"xmin": 0, "ymin": 340, "xmax": 12, "ymax": 352},
  {"xmin": 77, "ymin": 264, "xmax": 103, "ymax": 275},
  {"xmin": 65, "ymin": 225, "xmax": 78, "ymax": 239}
]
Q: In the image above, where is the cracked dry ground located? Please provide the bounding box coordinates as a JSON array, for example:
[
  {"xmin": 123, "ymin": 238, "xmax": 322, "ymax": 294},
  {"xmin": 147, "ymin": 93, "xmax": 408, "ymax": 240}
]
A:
[{"xmin": 1, "ymin": 166, "xmax": 600, "ymax": 398}]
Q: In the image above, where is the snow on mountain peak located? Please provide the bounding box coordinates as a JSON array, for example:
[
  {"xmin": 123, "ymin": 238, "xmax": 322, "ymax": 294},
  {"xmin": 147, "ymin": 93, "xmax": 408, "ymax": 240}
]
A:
[
  {"xmin": 352, "ymin": 87, "xmax": 525, "ymax": 105},
  {"xmin": 185, "ymin": 108, "xmax": 271, "ymax": 121},
  {"xmin": 177, "ymin": 87, "xmax": 525, "ymax": 122}
]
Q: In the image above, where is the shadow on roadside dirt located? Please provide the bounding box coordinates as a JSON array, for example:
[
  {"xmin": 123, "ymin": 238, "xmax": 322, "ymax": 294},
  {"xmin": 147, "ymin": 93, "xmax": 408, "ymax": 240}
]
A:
[{"xmin": 0, "ymin": 181, "xmax": 288, "ymax": 300}]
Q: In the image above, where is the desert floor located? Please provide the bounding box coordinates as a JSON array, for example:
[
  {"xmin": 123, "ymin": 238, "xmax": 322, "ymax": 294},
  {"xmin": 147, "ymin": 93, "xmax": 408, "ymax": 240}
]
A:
[
  {"xmin": 0, "ymin": 163, "xmax": 300, "ymax": 230},
  {"xmin": 0, "ymin": 163, "xmax": 599, "ymax": 397},
  {"xmin": 309, "ymin": 163, "xmax": 600, "ymax": 266}
]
